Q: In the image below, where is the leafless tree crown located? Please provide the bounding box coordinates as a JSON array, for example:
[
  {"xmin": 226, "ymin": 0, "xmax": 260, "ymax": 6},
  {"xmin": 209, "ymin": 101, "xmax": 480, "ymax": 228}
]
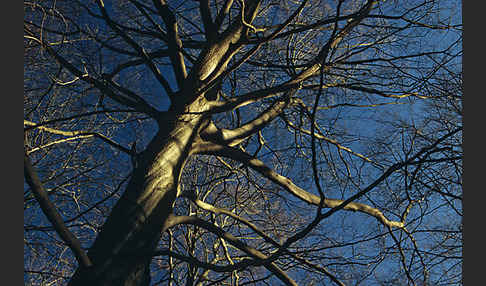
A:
[{"xmin": 24, "ymin": 0, "xmax": 462, "ymax": 285}]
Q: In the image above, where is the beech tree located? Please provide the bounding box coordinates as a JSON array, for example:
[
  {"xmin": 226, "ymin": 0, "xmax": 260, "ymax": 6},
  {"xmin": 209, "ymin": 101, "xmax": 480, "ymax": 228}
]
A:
[{"xmin": 24, "ymin": 0, "xmax": 462, "ymax": 285}]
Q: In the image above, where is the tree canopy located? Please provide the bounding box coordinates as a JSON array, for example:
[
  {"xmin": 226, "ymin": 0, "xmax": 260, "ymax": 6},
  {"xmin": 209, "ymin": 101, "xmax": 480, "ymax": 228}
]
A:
[{"xmin": 24, "ymin": 0, "xmax": 462, "ymax": 285}]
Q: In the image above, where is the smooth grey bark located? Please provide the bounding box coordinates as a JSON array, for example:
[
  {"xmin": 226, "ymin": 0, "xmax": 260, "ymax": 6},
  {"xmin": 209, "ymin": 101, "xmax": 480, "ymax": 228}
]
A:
[{"xmin": 68, "ymin": 98, "xmax": 210, "ymax": 286}]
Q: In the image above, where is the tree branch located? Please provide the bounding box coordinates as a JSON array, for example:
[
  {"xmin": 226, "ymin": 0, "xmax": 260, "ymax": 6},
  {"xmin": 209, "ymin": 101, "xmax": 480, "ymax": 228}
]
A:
[
  {"xmin": 164, "ymin": 215, "xmax": 298, "ymax": 286},
  {"xmin": 207, "ymin": 82, "xmax": 301, "ymax": 113},
  {"xmin": 96, "ymin": 0, "xmax": 176, "ymax": 97},
  {"xmin": 106, "ymin": 49, "xmax": 169, "ymax": 79},
  {"xmin": 185, "ymin": 196, "xmax": 347, "ymax": 286},
  {"xmin": 214, "ymin": 0, "xmax": 234, "ymax": 29},
  {"xmin": 24, "ymin": 120, "xmax": 134, "ymax": 155},
  {"xmin": 25, "ymin": 33, "xmax": 160, "ymax": 117},
  {"xmin": 197, "ymin": 0, "xmax": 309, "ymax": 96},
  {"xmin": 201, "ymin": 95, "xmax": 291, "ymax": 146},
  {"xmin": 192, "ymin": 142, "xmax": 405, "ymax": 228},
  {"xmin": 282, "ymin": 114, "xmax": 380, "ymax": 167},
  {"xmin": 24, "ymin": 153, "xmax": 93, "ymax": 269},
  {"xmin": 152, "ymin": 0, "xmax": 188, "ymax": 88},
  {"xmin": 199, "ymin": 0, "xmax": 217, "ymax": 42}
]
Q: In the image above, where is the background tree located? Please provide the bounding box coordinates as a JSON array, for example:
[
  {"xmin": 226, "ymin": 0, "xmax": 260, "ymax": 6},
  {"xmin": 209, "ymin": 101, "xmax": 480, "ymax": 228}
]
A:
[{"xmin": 24, "ymin": 0, "xmax": 462, "ymax": 285}]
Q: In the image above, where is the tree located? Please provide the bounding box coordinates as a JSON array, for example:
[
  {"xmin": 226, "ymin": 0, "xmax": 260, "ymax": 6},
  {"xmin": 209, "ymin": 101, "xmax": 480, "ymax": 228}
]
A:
[{"xmin": 24, "ymin": 0, "xmax": 462, "ymax": 285}]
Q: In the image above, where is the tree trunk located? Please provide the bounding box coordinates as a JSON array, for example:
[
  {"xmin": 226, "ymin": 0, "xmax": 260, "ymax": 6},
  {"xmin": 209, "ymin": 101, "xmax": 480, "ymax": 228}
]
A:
[{"xmin": 68, "ymin": 98, "xmax": 209, "ymax": 286}]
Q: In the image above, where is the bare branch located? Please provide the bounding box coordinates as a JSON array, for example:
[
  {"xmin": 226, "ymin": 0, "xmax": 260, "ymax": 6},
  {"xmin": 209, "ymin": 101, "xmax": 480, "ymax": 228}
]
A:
[
  {"xmin": 199, "ymin": 0, "xmax": 217, "ymax": 42},
  {"xmin": 25, "ymin": 34, "xmax": 160, "ymax": 117},
  {"xmin": 24, "ymin": 153, "xmax": 93, "ymax": 269},
  {"xmin": 164, "ymin": 215, "xmax": 298, "ymax": 286},
  {"xmin": 152, "ymin": 0, "xmax": 188, "ymax": 88},
  {"xmin": 96, "ymin": 0, "xmax": 177, "ymax": 97},
  {"xmin": 185, "ymin": 197, "xmax": 347, "ymax": 286},
  {"xmin": 192, "ymin": 142, "xmax": 405, "ymax": 228},
  {"xmin": 282, "ymin": 115, "xmax": 380, "ymax": 167},
  {"xmin": 201, "ymin": 96, "xmax": 291, "ymax": 146},
  {"xmin": 214, "ymin": 0, "xmax": 234, "ymax": 29},
  {"xmin": 24, "ymin": 120, "xmax": 134, "ymax": 155}
]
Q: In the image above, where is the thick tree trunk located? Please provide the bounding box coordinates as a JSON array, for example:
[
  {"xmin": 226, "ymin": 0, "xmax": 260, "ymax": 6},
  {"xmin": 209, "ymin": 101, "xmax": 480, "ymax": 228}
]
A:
[{"xmin": 68, "ymin": 98, "xmax": 209, "ymax": 286}]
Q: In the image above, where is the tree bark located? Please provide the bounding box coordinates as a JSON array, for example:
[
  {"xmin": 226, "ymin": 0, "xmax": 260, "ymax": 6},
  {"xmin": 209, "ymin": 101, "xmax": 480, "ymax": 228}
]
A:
[{"xmin": 68, "ymin": 98, "xmax": 209, "ymax": 286}]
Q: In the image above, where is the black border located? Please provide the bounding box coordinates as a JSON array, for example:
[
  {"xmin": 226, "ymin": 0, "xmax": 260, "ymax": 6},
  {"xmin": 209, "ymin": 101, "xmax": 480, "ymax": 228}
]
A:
[{"xmin": 463, "ymin": 1, "xmax": 476, "ymax": 285}]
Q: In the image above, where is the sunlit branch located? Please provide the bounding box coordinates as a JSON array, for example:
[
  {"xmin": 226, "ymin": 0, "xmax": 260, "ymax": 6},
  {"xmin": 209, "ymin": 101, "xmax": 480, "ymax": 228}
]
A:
[
  {"xmin": 164, "ymin": 215, "xmax": 298, "ymax": 286},
  {"xmin": 192, "ymin": 142, "xmax": 405, "ymax": 229},
  {"xmin": 186, "ymin": 0, "xmax": 261, "ymax": 89},
  {"xmin": 23, "ymin": 109, "xmax": 144, "ymax": 131},
  {"xmin": 184, "ymin": 196, "xmax": 280, "ymax": 247},
  {"xmin": 198, "ymin": 0, "xmax": 309, "ymax": 96},
  {"xmin": 207, "ymin": 82, "xmax": 301, "ymax": 113},
  {"xmin": 184, "ymin": 196, "xmax": 347, "ymax": 286},
  {"xmin": 207, "ymin": 1, "xmax": 376, "ymax": 115},
  {"xmin": 201, "ymin": 96, "xmax": 291, "ymax": 146},
  {"xmin": 214, "ymin": 0, "xmax": 234, "ymax": 29},
  {"xmin": 26, "ymin": 134, "xmax": 96, "ymax": 155},
  {"xmin": 24, "ymin": 120, "xmax": 134, "ymax": 155},
  {"xmin": 237, "ymin": 0, "xmax": 265, "ymax": 33}
]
